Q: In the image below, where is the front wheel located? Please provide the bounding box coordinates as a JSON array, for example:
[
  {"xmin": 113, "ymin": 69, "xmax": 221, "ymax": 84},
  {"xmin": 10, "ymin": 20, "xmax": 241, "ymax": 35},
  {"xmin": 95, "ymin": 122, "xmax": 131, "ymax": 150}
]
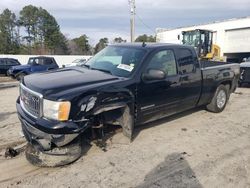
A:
[{"xmin": 206, "ymin": 85, "xmax": 229, "ymax": 113}]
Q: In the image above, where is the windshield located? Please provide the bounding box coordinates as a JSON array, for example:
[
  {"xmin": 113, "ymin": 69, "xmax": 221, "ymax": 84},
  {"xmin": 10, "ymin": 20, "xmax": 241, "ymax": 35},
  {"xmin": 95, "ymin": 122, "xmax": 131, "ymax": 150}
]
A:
[{"xmin": 85, "ymin": 46, "xmax": 146, "ymax": 78}]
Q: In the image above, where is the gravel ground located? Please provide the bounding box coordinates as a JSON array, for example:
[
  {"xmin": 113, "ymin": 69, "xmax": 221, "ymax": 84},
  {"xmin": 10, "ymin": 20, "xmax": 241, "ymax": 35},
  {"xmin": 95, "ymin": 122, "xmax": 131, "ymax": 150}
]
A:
[
  {"xmin": 0, "ymin": 87, "xmax": 249, "ymax": 188},
  {"xmin": 0, "ymin": 76, "xmax": 15, "ymax": 83}
]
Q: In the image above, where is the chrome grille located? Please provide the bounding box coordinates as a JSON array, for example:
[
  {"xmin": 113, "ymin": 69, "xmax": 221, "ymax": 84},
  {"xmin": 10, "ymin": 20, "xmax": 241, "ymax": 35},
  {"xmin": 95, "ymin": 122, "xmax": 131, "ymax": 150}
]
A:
[{"xmin": 20, "ymin": 84, "xmax": 43, "ymax": 118}]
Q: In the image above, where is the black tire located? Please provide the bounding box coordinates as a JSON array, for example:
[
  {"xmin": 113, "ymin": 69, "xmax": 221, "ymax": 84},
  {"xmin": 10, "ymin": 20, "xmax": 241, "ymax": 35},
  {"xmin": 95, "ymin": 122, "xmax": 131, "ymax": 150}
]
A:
[
  {"xmin": 206, "ymin": 85, "xmax": 229, "ymax": 113},
  {"xmin": 16, "ymin": 73, "xmax": 26, "ymax": 81}
]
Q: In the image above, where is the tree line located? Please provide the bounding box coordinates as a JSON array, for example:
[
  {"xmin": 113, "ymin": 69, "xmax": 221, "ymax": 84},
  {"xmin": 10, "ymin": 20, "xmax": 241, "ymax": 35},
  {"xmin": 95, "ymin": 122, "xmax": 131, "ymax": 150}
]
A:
[{"xmin": 0, "ymin": 5, "xmax": 155, "ymax": 55}]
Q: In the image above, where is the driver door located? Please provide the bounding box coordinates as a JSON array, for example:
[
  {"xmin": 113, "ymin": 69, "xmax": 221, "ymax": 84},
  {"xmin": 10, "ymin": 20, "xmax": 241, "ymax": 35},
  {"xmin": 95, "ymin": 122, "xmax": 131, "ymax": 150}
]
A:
[{"xmin": 137, "ymin": 49, "xmax": 183, "ymax": 124}]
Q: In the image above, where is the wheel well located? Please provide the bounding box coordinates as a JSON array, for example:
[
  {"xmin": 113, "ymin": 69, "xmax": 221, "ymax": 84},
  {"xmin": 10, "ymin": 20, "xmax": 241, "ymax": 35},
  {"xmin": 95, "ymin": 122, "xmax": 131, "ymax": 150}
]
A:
[
  {"xmin": 90, "ymin": 104, "xmax": 134, "ymax": 139},
  {"xmin": 220, "ymin": 81, "xmax": 231, "ymax": 90}
]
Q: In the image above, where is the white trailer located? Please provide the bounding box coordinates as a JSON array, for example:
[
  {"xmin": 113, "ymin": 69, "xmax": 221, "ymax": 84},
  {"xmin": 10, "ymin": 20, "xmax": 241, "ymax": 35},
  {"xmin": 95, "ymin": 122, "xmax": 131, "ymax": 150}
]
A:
[{"xmin": 156, "ymin": 17, "xmax": 250, "ymax": 62}]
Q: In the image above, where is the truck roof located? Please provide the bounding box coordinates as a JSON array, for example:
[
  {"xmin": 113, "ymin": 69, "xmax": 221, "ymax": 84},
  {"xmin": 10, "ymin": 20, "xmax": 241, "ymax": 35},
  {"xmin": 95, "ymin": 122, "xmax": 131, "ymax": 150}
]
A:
[{"xmin": 111, "ymin": 43, "xmax": 193, "ymax": 50}]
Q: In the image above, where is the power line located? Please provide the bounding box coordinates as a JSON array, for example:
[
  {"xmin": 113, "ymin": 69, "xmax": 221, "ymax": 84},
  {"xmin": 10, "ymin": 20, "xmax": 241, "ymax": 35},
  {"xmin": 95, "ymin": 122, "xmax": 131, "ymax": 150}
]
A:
[{"xmin": 136, "ymin": 13, "xmax": 155, "ymax": 34}]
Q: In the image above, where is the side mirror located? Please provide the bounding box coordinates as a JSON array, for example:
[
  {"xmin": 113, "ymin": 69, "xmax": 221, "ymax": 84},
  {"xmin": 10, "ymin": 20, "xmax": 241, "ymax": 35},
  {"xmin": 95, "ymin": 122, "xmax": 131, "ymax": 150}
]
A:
[{"xmin": 142, "ymin": 69, "xmax": 166, "ymax": 81}]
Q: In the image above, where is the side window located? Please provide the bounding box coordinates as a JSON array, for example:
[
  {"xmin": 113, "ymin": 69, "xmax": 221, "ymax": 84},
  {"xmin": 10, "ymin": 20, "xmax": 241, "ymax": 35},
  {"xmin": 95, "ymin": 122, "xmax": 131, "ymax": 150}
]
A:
[
  {"xmin": 44, "ymin": 58, "xmax": 53, "ymax": 65},
  {"xmin": 37, "ymin": 59, "xmax": 44, "ymax": 65},
  {"xmin": 177, "ymin": 49, "xmax": 195, "ymax": 74},
  {"xmin": 6, "ymin": 60, "xmax": 12, "ymax": 65},
  {"xmin": 146, "ymin": 50, "xmax": 177, "ymax": 76},
  {"xmin": 32, "ymin": 58, "xmax": 39, "ymax": 65},
  {"xmin": 14, "ymin": 60, "xmax": 20, "ymax": 65},
  {"xmin": 0, "ymin": 59, "xmax": 5, "ymax": 65},
  {"xmin": 6, "ymin": 59, "xmax": 18, "ymax": 65}
]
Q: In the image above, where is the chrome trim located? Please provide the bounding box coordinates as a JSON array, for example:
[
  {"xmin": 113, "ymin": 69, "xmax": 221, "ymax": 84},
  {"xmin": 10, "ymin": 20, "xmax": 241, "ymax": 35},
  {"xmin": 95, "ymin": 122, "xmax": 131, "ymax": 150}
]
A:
[
  {"xmin": 201, "ymin": 63, "xmax": 240, "ymax": 71},
  {"xmin": 20, "ymin": 83, "xmax": 43, "ymax": 118},
  {"xmin": 20, "ymin": 83, "xmax": 43, "ymax": 98}
]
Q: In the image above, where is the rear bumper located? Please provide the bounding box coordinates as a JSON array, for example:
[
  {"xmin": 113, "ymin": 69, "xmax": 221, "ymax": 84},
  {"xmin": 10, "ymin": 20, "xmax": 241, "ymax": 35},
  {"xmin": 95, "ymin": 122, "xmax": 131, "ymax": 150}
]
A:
[{"xmin": 16, "ymin": 99, "xmax": 89, "ymax": 151}]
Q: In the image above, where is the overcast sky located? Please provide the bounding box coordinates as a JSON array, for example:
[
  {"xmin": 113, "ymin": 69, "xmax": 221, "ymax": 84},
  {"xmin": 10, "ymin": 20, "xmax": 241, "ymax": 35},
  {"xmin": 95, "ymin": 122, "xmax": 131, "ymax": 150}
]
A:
[{"xmin": 0, "ymin": 0, "xmax": 250, "ymax": 44}]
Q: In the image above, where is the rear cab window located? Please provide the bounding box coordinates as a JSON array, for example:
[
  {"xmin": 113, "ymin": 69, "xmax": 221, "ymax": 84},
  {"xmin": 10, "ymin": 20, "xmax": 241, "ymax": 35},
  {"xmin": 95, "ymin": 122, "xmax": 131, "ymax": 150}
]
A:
[
  {"xmin": 176, "ymin": 48, "xmax": 196, "ymax": 74},
  {"xmin": 44, "ymin": 58, "xmax": 54, "ymax": 65}
]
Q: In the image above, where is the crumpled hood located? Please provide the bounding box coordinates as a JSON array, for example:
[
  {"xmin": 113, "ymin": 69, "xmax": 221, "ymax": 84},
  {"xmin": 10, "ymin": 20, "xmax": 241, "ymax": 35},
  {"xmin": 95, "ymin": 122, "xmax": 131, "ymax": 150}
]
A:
[{"xmin": 23, "ymin": 67, "xmax": 121, "ymax": 100}]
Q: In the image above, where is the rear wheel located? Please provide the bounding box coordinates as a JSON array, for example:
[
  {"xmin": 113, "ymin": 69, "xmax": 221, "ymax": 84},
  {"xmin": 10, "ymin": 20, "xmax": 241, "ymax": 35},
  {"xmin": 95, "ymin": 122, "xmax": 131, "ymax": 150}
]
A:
[{"xmin": 206, "ymin": 85, "xmax": 229, "ymax": 113}]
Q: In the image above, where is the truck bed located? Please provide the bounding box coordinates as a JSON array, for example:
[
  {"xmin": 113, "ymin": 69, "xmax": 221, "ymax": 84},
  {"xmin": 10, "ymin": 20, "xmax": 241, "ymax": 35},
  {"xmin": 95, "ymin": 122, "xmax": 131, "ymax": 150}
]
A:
[
  {"xmin": 200, "ymin": 60, "xmax": 235, "ymax": 68},
  {"xmin": 198, "ymin": 61, "xmax": 240, "ymax": 107}
]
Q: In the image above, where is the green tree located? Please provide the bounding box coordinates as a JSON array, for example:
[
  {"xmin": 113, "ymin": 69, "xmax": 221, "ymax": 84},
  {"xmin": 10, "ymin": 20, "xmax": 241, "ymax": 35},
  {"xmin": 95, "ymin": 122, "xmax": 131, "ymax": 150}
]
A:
[
  {"xmin": 71, "ymin": 35, "xmax": 91, "ymax": 55},
  {"xmin": 0, "ymin": 9, "xmax": 20, "ymax": 54},
  {"xmin": 19, "ymin": 5, "xmax": 39, "ymax": 52},
  {"xmin": 95, "ymin": 38, "xmax": 108, "ymax": 54},
  {"xmin": 20, "ymin": 5, "xmax": 69, "ymax": 54},
  {"xmin": 135, "ymin": 34, "xmax": 156, "ymax": 42},
  {"xmin": 113, "ymin": 37, "xmax": 126, "ymax": 43}
]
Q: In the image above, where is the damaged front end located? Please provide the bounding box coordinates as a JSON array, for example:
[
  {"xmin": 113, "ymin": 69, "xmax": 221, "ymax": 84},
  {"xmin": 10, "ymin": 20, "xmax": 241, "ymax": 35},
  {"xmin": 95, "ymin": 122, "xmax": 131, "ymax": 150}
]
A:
[
  {"xmin": 17, "ymin": 100, "xmax": 88, "ymax": 167},
  {"xmin": 17, "ymin": 84, "xmax": 135, "ymax": 167}
]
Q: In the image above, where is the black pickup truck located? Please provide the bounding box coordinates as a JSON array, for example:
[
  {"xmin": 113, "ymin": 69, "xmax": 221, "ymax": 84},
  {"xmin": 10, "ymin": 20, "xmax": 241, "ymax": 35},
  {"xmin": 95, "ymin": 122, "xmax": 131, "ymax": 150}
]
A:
[{"xmin": 16, "ymin": 43, "xmax": 240, "ymax": 166}]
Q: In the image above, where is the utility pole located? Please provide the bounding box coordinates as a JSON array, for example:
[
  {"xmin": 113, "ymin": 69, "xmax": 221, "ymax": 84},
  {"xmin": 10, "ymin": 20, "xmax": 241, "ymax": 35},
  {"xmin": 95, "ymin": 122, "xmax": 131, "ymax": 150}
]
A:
[{"xmin": 129, "ymin": 0, "xmax": 135, "ymax": 42}]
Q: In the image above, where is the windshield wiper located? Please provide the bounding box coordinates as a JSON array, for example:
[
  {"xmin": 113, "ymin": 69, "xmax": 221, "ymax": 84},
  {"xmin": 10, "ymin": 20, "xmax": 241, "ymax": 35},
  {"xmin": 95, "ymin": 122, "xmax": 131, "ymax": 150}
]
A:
[
  {"xmin": 82, "ymin": 64, "xmax": 90, "ymax": 69},
  {"xmin": 91, "ymin": 68, "xmax": 113, "ymax": 75}
]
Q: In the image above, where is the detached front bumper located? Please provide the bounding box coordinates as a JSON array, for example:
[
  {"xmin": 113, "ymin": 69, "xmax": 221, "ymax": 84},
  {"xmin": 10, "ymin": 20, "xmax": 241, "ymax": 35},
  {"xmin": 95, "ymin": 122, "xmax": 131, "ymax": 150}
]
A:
[{"xmin": 16, "ymin": 99, "xmax": 89, "ymax": 151}]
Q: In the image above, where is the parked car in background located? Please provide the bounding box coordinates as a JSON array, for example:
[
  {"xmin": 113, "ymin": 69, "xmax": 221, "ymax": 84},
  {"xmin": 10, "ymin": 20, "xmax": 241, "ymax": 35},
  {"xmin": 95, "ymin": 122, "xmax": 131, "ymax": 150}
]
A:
[
  {"xmin": 8, "ymin": 56, "xmax": 59, "ymax": 80},
  {"xmin": 0, "ymin": 58, "xmax": 21, "ymax": 76},
  {"xmin": 239, "ymin": 58, "xmax": 250, "ymax": 86},
  {"xmin": 64, "ymin": 58, "xmax": 87, "ymax": 67}
]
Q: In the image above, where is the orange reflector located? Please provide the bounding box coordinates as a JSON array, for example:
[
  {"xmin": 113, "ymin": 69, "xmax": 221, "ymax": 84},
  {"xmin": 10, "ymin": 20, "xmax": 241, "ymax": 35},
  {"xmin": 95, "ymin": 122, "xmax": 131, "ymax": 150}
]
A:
[{"xmin": 58, "ymin": 102, "xmax": 71, "ymax": 121}]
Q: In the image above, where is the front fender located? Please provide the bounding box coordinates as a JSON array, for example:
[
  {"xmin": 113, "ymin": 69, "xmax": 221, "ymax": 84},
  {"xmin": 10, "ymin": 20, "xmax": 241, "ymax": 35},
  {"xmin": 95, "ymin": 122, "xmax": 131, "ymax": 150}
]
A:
[{"xmin": 73, "ymin": 87, "xmax": 135, "ymax": 140}]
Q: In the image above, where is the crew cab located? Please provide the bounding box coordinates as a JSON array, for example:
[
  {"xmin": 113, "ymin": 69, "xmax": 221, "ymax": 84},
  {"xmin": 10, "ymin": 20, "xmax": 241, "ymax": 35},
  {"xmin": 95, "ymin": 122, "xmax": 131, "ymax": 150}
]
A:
[
  {"xmin": 16, "ymin": 43, "xmax": 240, "ymax": 166},
  {"xmin": 8, "ymin": 56, "xmax": 59, "ymax": 80}
]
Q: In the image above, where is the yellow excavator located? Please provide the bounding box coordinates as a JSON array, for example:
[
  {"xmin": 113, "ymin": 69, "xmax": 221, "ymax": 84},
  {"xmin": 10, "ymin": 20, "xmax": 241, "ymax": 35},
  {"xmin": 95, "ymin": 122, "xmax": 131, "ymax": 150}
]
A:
[{"xmin": 182, "ymin": 29, "xmax": 224, "ymax": 61}]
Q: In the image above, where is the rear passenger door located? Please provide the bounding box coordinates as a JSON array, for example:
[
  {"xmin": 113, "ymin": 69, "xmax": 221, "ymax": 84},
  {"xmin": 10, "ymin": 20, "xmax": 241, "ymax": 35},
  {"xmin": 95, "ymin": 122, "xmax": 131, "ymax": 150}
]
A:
[{"xmin": 175, "ymin": 48, "xmax": 202, "ymax": 109}]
